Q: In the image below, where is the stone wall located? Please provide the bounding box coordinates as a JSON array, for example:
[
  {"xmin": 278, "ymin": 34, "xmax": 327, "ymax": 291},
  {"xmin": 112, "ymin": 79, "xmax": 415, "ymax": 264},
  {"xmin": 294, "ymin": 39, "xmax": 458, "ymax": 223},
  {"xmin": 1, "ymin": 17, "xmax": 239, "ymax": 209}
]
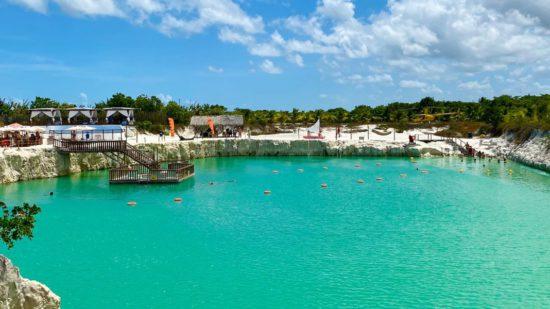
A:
[
  {"xmin": 0, "ymin": 137, "xmax": 546, "ymax": 184},
  {"xmin": 0, "ymin": 139, "xmax": 426, "ymax": 184}
]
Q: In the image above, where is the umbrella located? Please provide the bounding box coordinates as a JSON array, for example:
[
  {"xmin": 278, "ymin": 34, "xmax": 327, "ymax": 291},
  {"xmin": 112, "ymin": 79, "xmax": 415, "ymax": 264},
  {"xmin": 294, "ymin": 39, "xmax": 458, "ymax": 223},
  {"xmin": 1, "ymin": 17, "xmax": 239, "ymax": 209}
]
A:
[
  {"xmin": 22, "ymin": 126, "xmax": 45, "ymax": 132},
  {"xmin": 67, "ymin": 125, "xmax": 95, "ymax": 131},
  {"xmin": 0, "ymin": 123, "xmax": 26, "ymax": 132},
  {"xmin": 6, "ymin": 123, "xmax": 24, "ymax": 128}
]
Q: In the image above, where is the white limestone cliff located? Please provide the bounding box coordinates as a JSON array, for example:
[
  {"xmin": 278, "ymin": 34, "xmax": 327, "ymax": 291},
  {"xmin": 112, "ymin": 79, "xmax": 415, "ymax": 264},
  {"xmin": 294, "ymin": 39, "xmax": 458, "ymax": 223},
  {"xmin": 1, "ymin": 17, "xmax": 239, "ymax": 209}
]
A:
[{"xmin": 0, "ymin": 255, "xmax": 60, "ymax": 309}]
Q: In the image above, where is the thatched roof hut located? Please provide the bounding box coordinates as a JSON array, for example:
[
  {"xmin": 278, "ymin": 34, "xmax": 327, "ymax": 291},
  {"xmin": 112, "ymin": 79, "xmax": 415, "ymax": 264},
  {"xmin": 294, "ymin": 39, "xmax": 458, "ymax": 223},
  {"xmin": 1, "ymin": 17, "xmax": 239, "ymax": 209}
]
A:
[{"xmin": 190, "ymin": 115, "xmax": 244, "ymax": 127}]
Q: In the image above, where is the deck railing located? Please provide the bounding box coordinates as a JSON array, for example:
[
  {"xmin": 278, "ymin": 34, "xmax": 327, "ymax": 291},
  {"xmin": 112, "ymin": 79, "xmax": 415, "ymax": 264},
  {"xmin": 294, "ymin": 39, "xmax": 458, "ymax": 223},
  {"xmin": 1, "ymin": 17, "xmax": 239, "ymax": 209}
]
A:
[
  {"xmin": 109, "ymin": 161, "xmax": 194, "ymax": 184},
  {"xmin": 1, "ymin": 138, "xmax": 43, "ymax": 148},
  {"xmin": 53, "ymin": 139, "xmax": 158, "ymax": 168},
  {"xmin": 53, "ymin": 139, "xmax": 127, "ymax": 152}
]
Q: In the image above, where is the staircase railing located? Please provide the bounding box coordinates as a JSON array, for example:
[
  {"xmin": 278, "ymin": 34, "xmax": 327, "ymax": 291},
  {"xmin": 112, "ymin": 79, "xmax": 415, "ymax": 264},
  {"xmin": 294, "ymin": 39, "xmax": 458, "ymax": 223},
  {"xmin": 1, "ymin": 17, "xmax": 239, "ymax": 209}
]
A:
[
  {"xmin": 53, "ymin": 139, "xmax": 159, "ymax": 168},
  {"xmin": 123, "ymin": 143, "xmax": 158, "ymax": 168}
]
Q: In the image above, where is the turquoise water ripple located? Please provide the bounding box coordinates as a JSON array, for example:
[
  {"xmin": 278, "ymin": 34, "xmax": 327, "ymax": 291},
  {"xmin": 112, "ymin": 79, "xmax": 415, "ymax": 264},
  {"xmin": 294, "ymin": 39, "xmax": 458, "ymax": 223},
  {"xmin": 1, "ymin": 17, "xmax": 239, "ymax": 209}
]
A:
[{"xmin": 0, "ymin": 157, "xmax": 549, "ymax": 308}]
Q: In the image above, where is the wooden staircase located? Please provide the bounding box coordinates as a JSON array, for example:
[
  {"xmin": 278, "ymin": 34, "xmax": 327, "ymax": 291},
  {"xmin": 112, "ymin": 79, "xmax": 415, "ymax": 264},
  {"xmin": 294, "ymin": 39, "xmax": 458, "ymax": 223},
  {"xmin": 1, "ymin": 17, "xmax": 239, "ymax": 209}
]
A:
[
  {"xmin": 53, "ymin": 139, "xmax": 159, "ymax": 168},
  {"xmin": 445, "ymin": 137, "xmax": 469, "ymax": 155}
]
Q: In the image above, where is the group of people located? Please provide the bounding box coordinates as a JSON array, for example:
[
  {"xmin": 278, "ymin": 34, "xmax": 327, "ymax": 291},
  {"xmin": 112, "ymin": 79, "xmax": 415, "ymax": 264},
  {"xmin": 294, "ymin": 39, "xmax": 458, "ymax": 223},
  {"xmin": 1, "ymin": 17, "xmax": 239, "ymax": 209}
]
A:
[
  {"xmin": 0, "ymin": 131, "xmax": 42, "ymax": 147},
  {"xmin": 198, "ymin": 127, "xmax": 242, "ymax": 138},
  {"xmin": 464, "ymin": 142, "xmax": 488, "ymax": 158}
]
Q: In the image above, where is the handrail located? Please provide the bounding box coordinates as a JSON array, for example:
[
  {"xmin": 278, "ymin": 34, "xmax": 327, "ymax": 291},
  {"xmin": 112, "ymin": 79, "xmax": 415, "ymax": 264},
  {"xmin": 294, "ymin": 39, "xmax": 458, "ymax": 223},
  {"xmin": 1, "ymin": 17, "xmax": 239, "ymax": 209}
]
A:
[
  {"xmin": 53, "ymin": 139, "xmax": 194, "ymax": 184},
  {"xmin": 53, "ymin": 139, "xmax": 159, "ymax": 168},
  {"xmin": 109, "ymin": 161, "xmax": 194, "ymax": 183}
]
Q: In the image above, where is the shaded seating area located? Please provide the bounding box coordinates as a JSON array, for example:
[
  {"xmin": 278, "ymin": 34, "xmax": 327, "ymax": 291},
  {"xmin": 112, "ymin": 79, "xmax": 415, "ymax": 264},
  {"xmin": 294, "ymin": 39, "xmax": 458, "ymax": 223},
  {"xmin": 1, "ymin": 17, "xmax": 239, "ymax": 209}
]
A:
[
  {"xmin": 104, "ymin": 107, "xmax": 136, "ymax": 125},
  {"xmin": 30, "ymin": 108, "xmax": 62, "ymax": 125},
  {"xmin": 68, "ymin": 108, "xmax": 98, "ymax": 124},
  {"xmin": 0, "ymin": 123, "xmax": 44, "ymax": 147},
  {"xmin": 190, "ymin": 115, "xmax": 244, "ymax": 138},
  {"xmin": 47, "ymin": 125, "xmax": 126, "ymax": 142}
]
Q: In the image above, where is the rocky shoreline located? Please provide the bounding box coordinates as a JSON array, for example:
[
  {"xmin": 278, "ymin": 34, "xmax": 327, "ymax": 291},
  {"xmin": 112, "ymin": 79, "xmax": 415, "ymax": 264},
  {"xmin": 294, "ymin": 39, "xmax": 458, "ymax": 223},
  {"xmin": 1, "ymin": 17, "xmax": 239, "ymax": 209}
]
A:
[
  {"xmin": 504, "ymin": 131, "xmax": 550, "ymax": 172},
  {"xmin": 0, "ymin": 137, "xmax": 547, "ymax": 184},
  {"xmin": 0, "ymin": 255, "xmax": 60, "ymax": 308}
]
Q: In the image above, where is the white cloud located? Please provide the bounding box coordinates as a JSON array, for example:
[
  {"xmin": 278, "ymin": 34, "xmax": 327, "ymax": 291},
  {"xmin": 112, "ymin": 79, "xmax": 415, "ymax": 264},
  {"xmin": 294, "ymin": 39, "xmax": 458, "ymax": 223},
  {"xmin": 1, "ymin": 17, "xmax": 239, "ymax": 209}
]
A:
[
  {"xmin": 367, "ymin": 74, "xmax": 393, "ymax": 83},
  {"xmin": 7, "ymin": 0, "xmax": 550, "ymax": 97},
  {"xmin": 11, "ymin": 0, "xmax": 124, "ymax": 16},
  {"xmin": 458, "ymin": 80, "xmax": 492, "ymax": 91},
  {"xmin": 9, "ymin": 0, "xmax": 48, "ymax": 13},
  {"xmin": 288, "ymin": 54, "xmax": 304, "ymax": 67},
  {"xmin": 208, "ymin": 65, "xmax": 223, "ymax": 73},
  {"xmin": 370, "ymin": 0, "xmax": 550, "ymax": 70},
  {"xmin": 273, "ymin": 0, "xmax": 550, "ymax": 76},
  {"xmin": 79, "ymin": 92, "xmax": 88, "ymax": 104},
  {"xmin": 534, "ymin": 82, "xmax": 550, "ymax": 91},
  {"xmin": 218, "ymin": 28, "xmax": 254, "ymax": 45},
  {"xmin": 400, "ymin": 80, "xmax": 442, "ymax": 94},
  {"xmin": 54, "ymin": 0, "xmax": 124, "ymax": 17},
  {"xmin": 11, "ymin": 0, "xmax": 263, "ymax": 34},
  {"xmin": 248, "ymin": 43, "xmax": 281, "ymax": 57},
  {"xmin": 259, "ymin": 60, "xmax": 282, "ymax": 74},
  {"xmin": 157, "ymin": 93, "xmax": 173, "ymax": 103},
  {"xmin": 126, "ymin": 0, "xmax": 164, "ymax": 14},
  {"xmin": 157, "ymin": 0, "xmax": 264, "ymax": 36},
  {"xmin": 400, "ymin": 80, "xmax": 427, "ymax": 89}
]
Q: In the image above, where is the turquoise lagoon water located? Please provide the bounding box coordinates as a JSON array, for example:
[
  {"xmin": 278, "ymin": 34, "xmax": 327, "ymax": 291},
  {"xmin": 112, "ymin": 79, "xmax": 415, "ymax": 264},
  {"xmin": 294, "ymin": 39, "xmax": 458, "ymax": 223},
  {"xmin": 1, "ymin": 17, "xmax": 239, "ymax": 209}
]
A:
[{"xmin": 1, "ymin": 157, "xmax": 549, "ymax": 308}]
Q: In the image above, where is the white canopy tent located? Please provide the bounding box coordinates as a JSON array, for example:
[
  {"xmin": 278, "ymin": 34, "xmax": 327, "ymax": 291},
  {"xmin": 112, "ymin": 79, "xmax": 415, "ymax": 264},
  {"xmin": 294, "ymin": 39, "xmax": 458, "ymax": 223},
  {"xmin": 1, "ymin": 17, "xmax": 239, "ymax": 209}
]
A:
[
  {"xmin": 30, "ymin": 108, "xmax": 62, "ymax": 124},
  {"xmin": 104, "ymin": 107, "xmax": 136, "ymax": 125},
  {"xmin": 67, "ymin": 108, "xmax": 98, "ymax": 124}
]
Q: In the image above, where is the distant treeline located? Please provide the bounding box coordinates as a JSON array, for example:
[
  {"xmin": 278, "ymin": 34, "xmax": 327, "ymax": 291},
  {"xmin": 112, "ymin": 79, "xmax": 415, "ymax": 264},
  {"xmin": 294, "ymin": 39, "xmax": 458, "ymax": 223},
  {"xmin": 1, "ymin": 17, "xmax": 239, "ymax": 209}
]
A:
[{"xmin": 1, "ymin": 93, "xmax": 549, "ymax": 135}]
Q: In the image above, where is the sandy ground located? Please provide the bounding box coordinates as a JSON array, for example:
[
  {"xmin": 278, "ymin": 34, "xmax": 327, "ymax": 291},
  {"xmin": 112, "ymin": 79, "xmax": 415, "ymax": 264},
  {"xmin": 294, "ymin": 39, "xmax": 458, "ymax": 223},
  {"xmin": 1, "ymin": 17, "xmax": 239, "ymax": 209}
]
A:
[
  {"xmin": 125, "ymin": 125, "xmax": 509, "ymax": 157},
  {"xmin": 1, "ymin": 125, "xmax": 510, "ymax": 158}
]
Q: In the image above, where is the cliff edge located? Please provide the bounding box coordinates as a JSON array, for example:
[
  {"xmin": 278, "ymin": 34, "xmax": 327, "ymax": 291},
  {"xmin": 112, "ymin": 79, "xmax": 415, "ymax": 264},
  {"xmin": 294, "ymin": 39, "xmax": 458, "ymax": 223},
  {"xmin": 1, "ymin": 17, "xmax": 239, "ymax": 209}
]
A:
[{"xmin": 0, "ymin": 255, "xmax": 60, "ymax": 309}]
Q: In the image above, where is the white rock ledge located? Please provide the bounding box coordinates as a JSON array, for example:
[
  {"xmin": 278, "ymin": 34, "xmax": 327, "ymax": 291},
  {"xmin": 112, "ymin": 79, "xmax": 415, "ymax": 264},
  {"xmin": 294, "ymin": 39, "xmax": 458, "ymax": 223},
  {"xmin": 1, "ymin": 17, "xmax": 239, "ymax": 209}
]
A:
[
  {"xmin": 0, "ymin": 137, "xmax": 547, "ymax": 184},
  {"xmin": 0, "ymin": 255, "xmax": 60, "ymax": 309}
]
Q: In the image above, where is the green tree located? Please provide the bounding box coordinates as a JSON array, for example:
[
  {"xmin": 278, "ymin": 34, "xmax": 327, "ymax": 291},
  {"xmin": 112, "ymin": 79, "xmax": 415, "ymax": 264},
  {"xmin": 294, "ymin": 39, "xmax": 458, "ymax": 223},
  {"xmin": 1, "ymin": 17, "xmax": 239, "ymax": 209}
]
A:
[
  {"xmin": 102, "ymin": 93, "xmax": 135, "ymax": 108},
  {"xmin": 349, "ymin": 105, "xmax": 372, "ymax": 124},
  {"xmin": 165, "ymin": 101, "xmax": 190, "ymax": 124},
  {"xmin": 135, "ymin": 95, "xmax": 164, "ymax": 112},
  {"xmin": 31, "ymin": 97, "xmax": 59, "ymax": 109},
  {"xmin": 0, "ymin": 202, "xmax": 41, "ymax": 249}
]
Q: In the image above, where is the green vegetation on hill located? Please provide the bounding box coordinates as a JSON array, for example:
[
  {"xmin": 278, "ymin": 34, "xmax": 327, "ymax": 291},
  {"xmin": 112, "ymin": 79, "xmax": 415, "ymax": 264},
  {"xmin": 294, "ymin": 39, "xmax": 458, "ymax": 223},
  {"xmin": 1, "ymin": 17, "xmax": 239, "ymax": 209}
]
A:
[{"xmin": 1, "ymin": 94, "xmax": 549, "ymax": 136}]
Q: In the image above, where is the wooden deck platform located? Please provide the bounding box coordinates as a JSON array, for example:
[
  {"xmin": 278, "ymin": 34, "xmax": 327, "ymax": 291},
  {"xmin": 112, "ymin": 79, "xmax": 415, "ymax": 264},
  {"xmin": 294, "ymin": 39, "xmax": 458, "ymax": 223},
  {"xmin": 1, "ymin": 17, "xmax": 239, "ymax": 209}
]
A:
[
  {"xmin": 53, "ymin": 139, "xmax": 194, "ymax": 184},
  {"xmin": 109, "ymin": 161, "xmax": 194, "ymax": 184}
]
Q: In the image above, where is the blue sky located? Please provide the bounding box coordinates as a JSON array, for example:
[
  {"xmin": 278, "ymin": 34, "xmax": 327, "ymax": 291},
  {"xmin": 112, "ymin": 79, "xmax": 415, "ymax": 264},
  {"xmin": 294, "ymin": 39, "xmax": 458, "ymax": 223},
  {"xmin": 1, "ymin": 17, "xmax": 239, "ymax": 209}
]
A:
[{"xmin": 1, "ymin": 0, "xmax": 549, "ymax": 110}]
